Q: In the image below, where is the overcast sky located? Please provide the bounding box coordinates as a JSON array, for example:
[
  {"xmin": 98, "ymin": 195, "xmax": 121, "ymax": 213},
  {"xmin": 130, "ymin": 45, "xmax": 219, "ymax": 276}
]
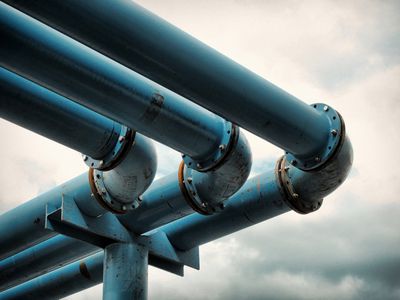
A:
[{"xmin": 1, "ymin": 0, "xmax": 400, "ymax": 299}]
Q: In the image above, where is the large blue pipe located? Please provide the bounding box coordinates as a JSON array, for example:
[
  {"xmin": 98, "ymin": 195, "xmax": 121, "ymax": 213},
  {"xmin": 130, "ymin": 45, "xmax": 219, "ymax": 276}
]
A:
[
  {"xmin": 0, "ymin": 252, "xmax": 104, "ymax": 300},
  {"xmin": 0, "ymin": 2, "xmax": 228, "ymax": 165},
  {"xmin": 0, "ymin": 133, "xmax": 353, "ymax": 294},
  {"xmin": 0, "ymin": 67, "xmax": 120, "ymax": 159},
  {"xmin": 2, "ymin": 0, "xmax": 336, "ymax": 169}
]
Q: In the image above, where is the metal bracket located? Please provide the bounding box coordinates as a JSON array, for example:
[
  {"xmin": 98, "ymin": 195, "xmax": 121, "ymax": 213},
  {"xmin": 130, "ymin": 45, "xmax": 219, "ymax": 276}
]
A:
[
  {"xmin": 45, "ymin": 195, "xmax": 200, "ymax": 276},
  {"xmin": 143, "ymin": 231, "xmax": 200, "ymax": 277},
  {"xmin": 45, "ymin": 194, "xmax": 133, "ymax": 247}
]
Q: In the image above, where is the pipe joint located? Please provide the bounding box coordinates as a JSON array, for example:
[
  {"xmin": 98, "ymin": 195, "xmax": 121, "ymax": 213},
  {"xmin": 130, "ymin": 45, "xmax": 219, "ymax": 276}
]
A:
[
  {"xmin": 89, "ymin": 134, "xmax": 157, "ymax": 214},
  {"xmin": 286, "ymin": 103, "xmax": 343, "ymax": 171},
  {"xmin": 277, "ymin": 114, "xmax": 353, "ymax": 214},
  {"xmin": 181, "ymin": 120, "xmax": 234, "ymax": 172},
  {"xmin": 179, "ymin": 127, "xmax": 252, "ymax": 215},
  {"xmin": 276, "ymin": 157, "xmax": 323, "ymax": 214},
  {"xmin": 82, "ymin": 125, "xmax": 135, "ymax": 171}
]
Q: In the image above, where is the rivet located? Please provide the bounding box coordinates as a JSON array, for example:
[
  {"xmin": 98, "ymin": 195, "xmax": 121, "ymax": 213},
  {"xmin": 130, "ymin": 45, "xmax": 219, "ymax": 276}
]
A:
[
  {"xmin": 323, "ymin": 105, "xmax": 329, "ymax": 112},
  {"xmin": 201, "ymin": 202, "xmax": 206, "ymax": 208},
  {"xmin": 284, "ymin": 166, "xmax": 290, "ymax": 172},
  {"xmin": 122, "ymin": 205, "xmax": 127, "ymax": 211},
  {"xmin": 118, "ymin": 136, "xmax": 125, "ymax": 143},
  {"xmin": 187, "ymin": 177, "xmax": 193, "ymax": 184},
  {"xmin": 219, "ymin": 144, "xmax": 225, "ymax": 151},
  {"xmin": 315, "ymin": 156, "xmax": 320, "ymax": 162},
  {"xmin": 292, "ymin": 193, "xmax": 299, "ymax": 199},
  {"xmin": 99, "ymin": 160, "xmax": 104, "ymax": 166},
  {"xmin": 138, "ymin": 195, "xmax": 143, "ymax": 202},
  {"xmin": 196, "ymin": 163, "xmax": 202, "ymax": 169},
  {"xmin": 83, "ymin": 155, "xmax": 88, "ymax": 161},
  {"xmin": 291, "ymin": 160, "xmax": 297, "ymax": 166},
  {"xmin": 331, "ymin": 129, "xmax": 338, "ymax": 136},
  {"xmin": 181, "ymin": 154, "xmax": 186, "ymax": 158}
]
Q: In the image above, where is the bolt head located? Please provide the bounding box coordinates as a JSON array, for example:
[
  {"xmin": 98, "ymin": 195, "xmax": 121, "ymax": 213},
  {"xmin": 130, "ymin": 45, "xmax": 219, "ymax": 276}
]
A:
[
  {"xmin": 315, "ymin": 156, "xmax": 320, "ymax": 162},
  {"xmin": 219, "ymin": 144, "xmax": 225, "ymax": 151},
  {"xmin": 323, "ymin": 105, "xmax": 329, "ymax": 111},
  {"xmin": 83, "ymin": 155, "xmax": 88, "ymax": 161},
  {"xmin": 331, "ymin": 129, "xmax": 338, "ymax": 136},
  {"xmin": 122, "ymin": 205, "xmax": 127, "ymax": 211},
  {"xmin": 138, "ymin": 195, "xmax": 143, "ymax": 202},
  {"xmin": 291, "ymin": 160, "xmax": 297, "ymax": 166},
  {"xmin": 99, "ymin": 160, "xmax": 104, "ymax": 166},
  {"xmin": 196, "ymin": 163, "xmax": 202, "ymax": 169},
  {"xmin": 292, "ymin": 193, "xmax": 299, "ymax": 199},
  {"xmin": 187, "ymin": 177, "xmax": 193, "ymax": 184},
  {"xmin": 118, "ymin": 136, "xmax": 125, "ymax": 143}
]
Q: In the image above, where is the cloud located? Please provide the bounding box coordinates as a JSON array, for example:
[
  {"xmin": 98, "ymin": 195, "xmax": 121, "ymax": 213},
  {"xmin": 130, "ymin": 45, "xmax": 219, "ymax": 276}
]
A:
[{"xmin": 1, "ymin": 1, "xmax": 399, "ymax": 300}]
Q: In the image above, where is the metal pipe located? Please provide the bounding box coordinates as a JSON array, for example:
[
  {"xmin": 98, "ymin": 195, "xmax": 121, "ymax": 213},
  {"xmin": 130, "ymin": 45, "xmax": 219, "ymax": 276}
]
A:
[
  {"xmin": 0, "ymin": 236, "xmax": 98, "ymax": 291},
  {"xmin": 103, "ymin": 243, "xmax": 148, "ymax": 300},
  {"xmin": 2, "ymin": 0, "xmax": 340, "ymax": 169},
  {"xmin": 0, "ymin": 132, "xmax": 157, "ymax": 259},
  {"xmin": 0, "ymin": 131, "xmax": 352, "ymax": 296},
  {"xmin": 0, "ymin": 2, "xmax": 232, "ymax": 169},
  {"xmin": 0, "ymin": 252, "xmax": 104, "ymax": 300},
  {"xmin": 0, "ymin": 67, "xmax": 120, "ymax": 160}
]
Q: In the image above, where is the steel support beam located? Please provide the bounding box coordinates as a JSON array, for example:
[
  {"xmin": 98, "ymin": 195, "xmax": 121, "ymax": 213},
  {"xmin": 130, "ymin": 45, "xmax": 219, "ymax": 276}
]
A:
[
  {"xmin": 103, "ymin": 243, "xmax": 148, "ymax": 300},
  {"xmin": 3, "ymin": 0, "xmax": 341, "ymax": 169}
]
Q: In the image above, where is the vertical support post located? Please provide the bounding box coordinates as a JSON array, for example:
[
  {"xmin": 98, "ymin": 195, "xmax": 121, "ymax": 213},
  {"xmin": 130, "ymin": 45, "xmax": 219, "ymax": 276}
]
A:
[{"xmin": 103, "ymin": 243, "xmax": 148, "ymax": 300}]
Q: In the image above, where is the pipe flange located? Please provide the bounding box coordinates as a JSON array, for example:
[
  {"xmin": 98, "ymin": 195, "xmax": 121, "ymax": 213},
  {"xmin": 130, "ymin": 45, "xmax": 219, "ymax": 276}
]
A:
[
  {"xmin": 285, "ymin": 103, "xmax": 342, "ymax": 171},
  {"xmin": 82, "ymin": 125, "xmax": 135, "ymax": 171},
  {"xmin": 181, "ymin": 121, "xmax": 234, "ymax": 172},
  {"xmin": 89, "ymin": 168, "xmax": 140, "ymax": 214},
  {"xmin": 177, "ymin": 161, "xmax": 212, "ymax": 215},
  {"xmin": 276, "ymin": 156, "xmax": 323, "ymax": 214}
]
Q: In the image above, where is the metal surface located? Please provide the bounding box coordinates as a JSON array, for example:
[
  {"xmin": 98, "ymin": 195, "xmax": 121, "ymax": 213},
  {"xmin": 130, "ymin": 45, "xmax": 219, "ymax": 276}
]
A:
[
  {"xmin": 91, "ymin": 133, "xmax": 157, "ymax": 213},
  {"xmin": 181, "ymin": 127, "xmax": 252, "ymax": 214},
  {"xmin": 0, "ymin": 252, "xmax": 104, "ymax": 300},
  {"xmin": 0, "ymin": 67, "xmax": 120, "ymax": 159},
  {"xmin": 2, "ymin": 0, "xmax": 340, "ymax": 169},
  {"xmin": 0, "ymin": 2, "xmax": 233, "ymax": 169},
  {"xmin": 103, "ymin": 243, "xmax": 148, "ymax": 300}
]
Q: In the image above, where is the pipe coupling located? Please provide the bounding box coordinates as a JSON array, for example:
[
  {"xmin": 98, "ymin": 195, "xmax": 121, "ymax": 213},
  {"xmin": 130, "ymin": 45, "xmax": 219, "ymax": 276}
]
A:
[
  {"xmin": 285, "ymin": 103, "xmax": 343, "ymax": 171},
  {"xmin": 82, "ymin": 125, "xmax": 135, "ymax": 171},
  {"xmin": 181, "ymin": 120, "xmax": 234, "ymax": 172}
]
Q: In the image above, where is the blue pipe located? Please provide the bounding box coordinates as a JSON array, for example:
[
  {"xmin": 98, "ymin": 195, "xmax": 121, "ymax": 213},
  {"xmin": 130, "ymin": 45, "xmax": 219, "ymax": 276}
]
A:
[
  {"xmin": 0, "ymin": 236, "xmax": 98, "ymax": 291},
  {"xmin": 0, "ymin": 252, "xmax": 104, "ymax": 300},
  {"xmin": 0, "ymin": 67, "xmax": 120, "ymax": 160},
  {"xmin": 2, "ymin": 0, "xmax": 339, "ymax": 169},
  {"xmin": 0, "ymin": 133, "xmax": 352, "ymax": 297},
  {"xmin": 0, "ymin": 2, "xmax": 230, "ymax": 168}
]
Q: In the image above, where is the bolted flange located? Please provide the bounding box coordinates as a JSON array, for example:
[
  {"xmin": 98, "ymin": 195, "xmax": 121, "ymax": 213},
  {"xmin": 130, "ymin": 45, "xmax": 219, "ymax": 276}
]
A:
[
  {"xmin": 275, "ymin": 156, "xmax": 323, "ymax": 214},
  {"xmin": 88, "ymin": 168, "xmax": 141, "ymax": 214},
  {"xmin": 181, "ymin": 121, "xmax": 234, "ymax": 172},
  {"xmin": 82, "ymin": 125, "xmax": 135, "ymax": 171},
  {"xmin": 285, "ymin": 103, "xmax": 343, "ymax": 171}
]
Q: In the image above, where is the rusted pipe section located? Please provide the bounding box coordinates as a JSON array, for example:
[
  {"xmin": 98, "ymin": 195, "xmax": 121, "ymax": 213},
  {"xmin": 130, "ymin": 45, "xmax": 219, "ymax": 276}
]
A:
[{"xmin": 179, "ymin": 126, "xmax": 252, "ymax": 214}]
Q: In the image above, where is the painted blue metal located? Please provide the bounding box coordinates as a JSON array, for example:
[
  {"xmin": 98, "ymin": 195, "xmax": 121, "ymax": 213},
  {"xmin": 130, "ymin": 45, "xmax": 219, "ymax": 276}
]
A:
[
  {"xmin": 0, "ymin": 173, "xmax": 91, "ymax": 260},
  {"xmin": 0, "ymin": 3, "xmax": 231, "ymax": 169},
  {"xmin": 0, "ymin": 67, "xmax": 120, "ymax": 160},
  {"xmin": 0, "ymin": 236, "xmax": 98, "ymax": 291},
  {"xmin": 0, "ymin": 131, "xmax": 352, "ymax": 296},
  {"xmin": 2, "ymin": 0, "xmax": 340, "ymax": 170},
  {"xmin": 0, "ymin": 252, "xmax": 104, "ymax": 300},
  {"xmin": 103, "ymin": 243, "xmax": 148, "ymax": 300}
]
